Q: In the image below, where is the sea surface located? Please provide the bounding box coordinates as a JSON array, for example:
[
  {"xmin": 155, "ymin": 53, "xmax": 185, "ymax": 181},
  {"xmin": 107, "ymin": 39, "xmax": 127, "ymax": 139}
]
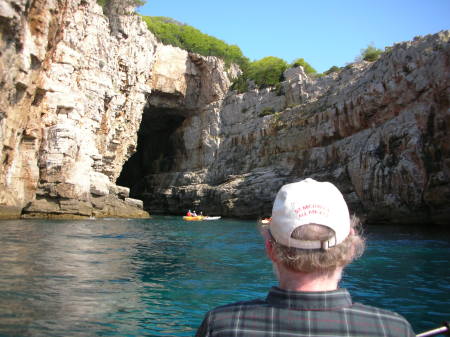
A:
[{"xmin": 0, "ymin": 217, "xmax": 449, "ymax": 337}]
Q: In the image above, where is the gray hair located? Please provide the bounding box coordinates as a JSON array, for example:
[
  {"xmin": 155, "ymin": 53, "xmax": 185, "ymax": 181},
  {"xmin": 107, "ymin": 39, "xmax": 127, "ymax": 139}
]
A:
[{"xmin": 263, "ymin": 215, "xmax": 365, "ymax": 273}]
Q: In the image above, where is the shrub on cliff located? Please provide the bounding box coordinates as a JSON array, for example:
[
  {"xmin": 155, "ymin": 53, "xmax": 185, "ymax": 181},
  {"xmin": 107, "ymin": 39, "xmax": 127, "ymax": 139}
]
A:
[
  {"xmin": 232, "ymin": 56, "xmax": 319, "ymax": 91},
  {"xmin": 290, "ymin": 58, "xmax": 317, "ymax": 74},
  {"xmin": 258, "ymin": 107, "xmax": 276, "ymax": 117},
  {"xmin": 324, "ymin": 65, "xmax": 341, "ymax": 75},
  {"xmin": 142, "ymin": 16, "xmax": 250, "ymax": 69},
  {"xmin": 359, "ymin": 44, "xmax": 384, "ymax": 62},
  {"xmin": 247, "ymin": 57, "xmax": 288, "ymax": 88},
  {"xmin": 230, "ymin": 74, "xmax": 249, "ymax": 93}
]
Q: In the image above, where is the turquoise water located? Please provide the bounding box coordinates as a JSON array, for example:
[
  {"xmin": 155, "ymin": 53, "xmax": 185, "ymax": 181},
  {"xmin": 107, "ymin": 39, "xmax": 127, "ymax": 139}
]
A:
[{"xmin": 0, "ymin": 217, "xmax": 448, "ymax": 336}]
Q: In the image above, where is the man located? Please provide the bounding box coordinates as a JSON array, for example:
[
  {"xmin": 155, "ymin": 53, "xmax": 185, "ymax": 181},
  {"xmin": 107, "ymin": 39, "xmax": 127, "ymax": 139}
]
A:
[{"xmin": 195, "ymin": 178, "xmax": 415, "ymax": 336}]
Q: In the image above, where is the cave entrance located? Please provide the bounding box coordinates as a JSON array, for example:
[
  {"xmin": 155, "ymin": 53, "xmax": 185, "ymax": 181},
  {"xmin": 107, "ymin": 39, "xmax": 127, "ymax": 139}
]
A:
[{"xmin": 117, "ymin": 106, "xmax": 185, "ymax": 198}]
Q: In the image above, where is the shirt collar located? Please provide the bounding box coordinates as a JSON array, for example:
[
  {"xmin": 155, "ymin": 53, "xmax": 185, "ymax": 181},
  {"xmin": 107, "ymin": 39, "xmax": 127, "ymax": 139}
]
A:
[{"xmin": 266, "ymin": 286, "xmax": 352, "ymax": 310}]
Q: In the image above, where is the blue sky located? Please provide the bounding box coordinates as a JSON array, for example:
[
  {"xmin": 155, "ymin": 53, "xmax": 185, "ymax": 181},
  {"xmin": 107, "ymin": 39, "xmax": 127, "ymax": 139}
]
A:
[{"xmin": 138, "ymin": 0, "xmax": 450, "ymax": 73}]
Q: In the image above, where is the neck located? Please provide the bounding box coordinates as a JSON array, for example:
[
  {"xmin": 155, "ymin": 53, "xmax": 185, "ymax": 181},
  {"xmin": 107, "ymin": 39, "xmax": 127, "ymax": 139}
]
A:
[{"xmin": 275, "ymin": 264, "xmax": 343, "ymax": 292}]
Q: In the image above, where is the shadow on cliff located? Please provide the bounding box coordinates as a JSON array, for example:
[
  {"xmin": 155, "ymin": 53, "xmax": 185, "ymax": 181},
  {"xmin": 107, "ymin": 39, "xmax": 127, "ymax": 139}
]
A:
[{"xmin": 117, "ymin": 105, "xmax": 185, "ymax": 198}]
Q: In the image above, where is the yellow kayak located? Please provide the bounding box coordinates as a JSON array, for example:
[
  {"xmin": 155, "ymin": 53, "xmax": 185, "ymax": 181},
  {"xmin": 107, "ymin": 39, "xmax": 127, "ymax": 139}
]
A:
[{"xmin": 183, "ymin": 216, "xmax": 204, "ymax": 221}]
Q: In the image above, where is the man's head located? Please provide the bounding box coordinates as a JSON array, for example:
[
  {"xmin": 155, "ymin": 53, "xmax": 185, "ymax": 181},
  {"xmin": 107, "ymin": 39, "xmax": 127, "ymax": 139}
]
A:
[{"xmin": 265, "ymin": 178, "xmax": 365, "ymax": 274}]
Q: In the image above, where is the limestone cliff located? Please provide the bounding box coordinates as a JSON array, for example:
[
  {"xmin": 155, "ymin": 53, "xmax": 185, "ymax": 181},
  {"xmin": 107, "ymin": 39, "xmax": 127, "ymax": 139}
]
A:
[
  {"xmin": 0, "ymin": 0, "xmax": 152, "ymax": 218},
  {"xmin": 135, "ymin": 32, "xmax": 450, "ymax": 225},
  {"xmin": 0, "ymin": 0, "xmax": 235, "ymax": 219},
  {"xmin": 0, "ymin": 0, "xmax": 449, "ymax": 225}
]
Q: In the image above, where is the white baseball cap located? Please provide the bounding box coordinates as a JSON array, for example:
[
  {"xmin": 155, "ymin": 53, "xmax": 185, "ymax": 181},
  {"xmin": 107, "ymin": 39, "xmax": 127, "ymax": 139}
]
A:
[{"xmin": 269, "ymin": 178, "xmax": 350, "ymax": 249}]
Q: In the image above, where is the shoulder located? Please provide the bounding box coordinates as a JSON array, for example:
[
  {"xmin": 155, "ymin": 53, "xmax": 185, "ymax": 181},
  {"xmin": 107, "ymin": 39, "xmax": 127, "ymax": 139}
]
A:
[
  {"xmin": 195, "ymin": 298, "xmax": 267, "ymax": 336},
  {"xmin": 203, "ymin": 298, "xmax": 268, "ymax": 322},
  {"xmin": 208, "ymin": 298, "xmax": 267, "ymax": 314},
  {"xmin": 349, "ymin": 302, "xmax": 415, "ymax": 335},
  {"xmin": 350, "ymin": 302, "xmax": 408, "ymax": 319}
]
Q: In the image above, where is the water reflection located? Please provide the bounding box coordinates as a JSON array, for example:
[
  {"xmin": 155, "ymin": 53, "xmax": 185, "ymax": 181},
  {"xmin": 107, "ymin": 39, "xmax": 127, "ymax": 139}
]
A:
[
  {"xmin": 0, "ymin": 220, "xmax": 149, "ymax": 336},
  {"xmin": 0, "ymin": 217, "xmax": 270, "ymax": 336}
]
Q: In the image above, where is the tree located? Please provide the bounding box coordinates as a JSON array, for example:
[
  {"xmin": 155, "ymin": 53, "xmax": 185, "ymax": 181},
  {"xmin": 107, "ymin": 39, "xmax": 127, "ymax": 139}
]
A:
[
  {"xmin": 247, "ymin": 57, "xmax": 288, "ymax": 87},
  {"xmin": 290, "ymin": 58, "xmax": 317, "ymax": 74}
]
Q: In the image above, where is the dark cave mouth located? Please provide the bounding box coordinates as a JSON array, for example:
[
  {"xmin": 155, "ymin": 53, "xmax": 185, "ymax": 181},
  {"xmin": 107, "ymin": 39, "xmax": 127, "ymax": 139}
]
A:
[{"xmin": 116, "ymin": 106, "xmax": 186, "ymax": 198}]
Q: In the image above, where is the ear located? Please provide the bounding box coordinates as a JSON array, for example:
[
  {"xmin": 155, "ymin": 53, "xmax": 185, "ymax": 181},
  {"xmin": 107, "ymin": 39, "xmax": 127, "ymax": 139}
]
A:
[{"xmin": 265, "ymin": 238, "xmax": 277, "ymax": 262}]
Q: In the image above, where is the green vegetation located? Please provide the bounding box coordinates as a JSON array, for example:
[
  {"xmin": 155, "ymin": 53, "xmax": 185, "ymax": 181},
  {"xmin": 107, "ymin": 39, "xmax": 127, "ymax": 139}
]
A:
[
  {"xmin": 230, "ymin": 74, "xmax": 249, "ymax": 93},
  {"xmin": 231, "ymin": 55, "xmax": 317, "ymax": 91},
  {"xmin": 323, "ymin": 65, "xmax": 341, "ymax": 75},
  {"xmin": 271, "ymin": 111, "xmax": 285, "ymax": 130},
  {"xmin": 140, "ymin": 16, "xmax": 322, "ymax": 91},
  {"xmin": 258, "ymin": 107, "xmax": 276, "ymax": 117},
  {"xmin": 231, "ymin": 56, "xmax": 291, "ymax": 92},
  {"xmin": 360, "ymin": 44, "xmax": 384, "ymax": 62},
  {"xmin": 141, "ymin": 16, "xmax": 250, "ymax": 69},
  {"xmin": 247, "ymin": 57, "xmax": 288, "ymax": 87},
  {"xmin": 274, "ymin": 82, "xmax": 283, "ymax": 96},
  {"xmin": 106, "ymin": 9, "xmax": 386, "ymax": 93},
  {"xmin": 290, "ymin": 58, "xmax": 317, "ymax": 74}
]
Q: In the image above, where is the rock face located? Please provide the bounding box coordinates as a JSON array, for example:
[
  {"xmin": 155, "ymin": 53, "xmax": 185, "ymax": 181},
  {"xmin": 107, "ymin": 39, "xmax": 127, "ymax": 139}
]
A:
[
  {"xmin": 137, "ymin": 32, "xmax": 450, "ymax": 225},
  {"xmin": 0, "ymin": 0, "xmax": 448, "ymax": 225},
  {"xmin": 0, "ymin": 0, "xmax": 153, "ymax": 218},
  {"xmin": 0, "ymin": 0, "xmax": 236, "ymax": 219}
]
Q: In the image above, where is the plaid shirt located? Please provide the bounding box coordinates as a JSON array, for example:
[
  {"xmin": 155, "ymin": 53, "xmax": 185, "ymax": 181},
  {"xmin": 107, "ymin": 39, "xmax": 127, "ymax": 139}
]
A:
[{"xmin": 195, "ymin": 287, "xmax": 415, "ymax": 337}]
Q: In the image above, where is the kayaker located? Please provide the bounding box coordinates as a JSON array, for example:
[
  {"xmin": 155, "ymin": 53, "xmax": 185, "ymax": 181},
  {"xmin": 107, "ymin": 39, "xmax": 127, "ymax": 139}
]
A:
[
  {"xmin": 187, "ymin": 210, "xmax": 192, "ymax": 217},
  {"xmin": 195, "ymin": 178, "xmax": 415, "ymax": 337}
]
